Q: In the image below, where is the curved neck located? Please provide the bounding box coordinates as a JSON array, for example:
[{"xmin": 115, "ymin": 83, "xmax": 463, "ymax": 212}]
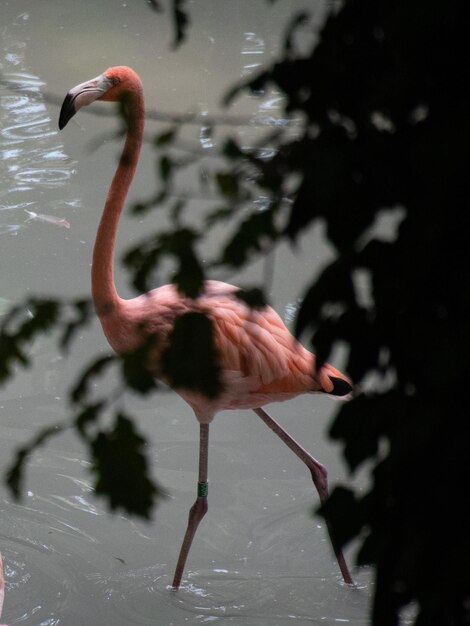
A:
[{"xmin": 92, "ymin": 86, "xmax": 144, "ymax": 316}]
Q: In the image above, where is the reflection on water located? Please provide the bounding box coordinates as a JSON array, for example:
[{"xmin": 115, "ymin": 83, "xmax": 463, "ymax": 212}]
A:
[
  {"xmin": 0, "ymin": 1, "xmax": 373, "ymax": 624},
  {"xmin": 0, "ymin": 26, "xmax": 76, "ymax": 238}
]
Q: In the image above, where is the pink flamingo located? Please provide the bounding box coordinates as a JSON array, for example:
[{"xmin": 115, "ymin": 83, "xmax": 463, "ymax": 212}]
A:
[
  {"xmin": 0, "ymin": 551, "xmax": 7, "ymax": 625},
  {"xmin": 59, "ymin": 66, "xmax": 354, "ymax": 589}
]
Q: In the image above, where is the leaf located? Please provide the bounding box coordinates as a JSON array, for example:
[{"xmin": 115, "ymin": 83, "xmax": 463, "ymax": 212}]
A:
[
  {"xmin": 222, "ymin": 138, "xmax": 245, "ymax": 160},
  {"xmin": 70, "ymin": 355, "xmax": 116, "ymax": 404},
  {"xmin": 295, "ymin": 259, "xmax": 357, "ymax": 338},
  {"xmin": 123, "ymin": 227, "xmax": 204, "ymax": 297},
  {"xmin": 123, "ymin": 235, "xmax": 161, "ymax": 293},
  {"xmin": 147, "ymin": 0, "xmax": 162, "ymax": 11},
  {"xmin": 159, "ymin": 154, "xmax": 173, "ymax": 182},
  {"xmin": 165, "ymin": 228, "xmax": 204, "ymax": 297},
  {"xmin": 215, "ymin": 171, "xmax": 240, "ymax": 199},
  {"xmin": 223, "ymin": 70, "xmax": 271, "ymax": 107},
  {"xmin": 171, "ymin": 0, "xmax": 190, "ymax": 49},
  {"xmin": 0, "ymin": 334, "xmax": 29, "ymax": 384},
  {"xmin": 160, "ymin": 312, "xmax": 222, "ymax": 398},
  {"xmin": 234, "ymin": 287, "xmax": 268, "ymax": 309},
  {"xmin": 317, "ymin": 486, "xmax": 364, "ymax": 548},
  {"xmin": 329, "ymin": 395, "xmax": 381, "ymax": 471},
  {"xmin": 74, "ymin": 402, "xmax": 105, "ymax": 436},
  {"xmin": 205, "ymin": 206, "xmax": 233, "ymax": 228},
  {"xmin": 0, "ymin": 298, "xmax": 65, "ymax": 384},
  {"xmin": 90, "ymin": 412, "xmax": 160, "ymax": 518},
  {"xmin": 6, "ymin": 423, "xmax": 65, "ymax": 498},
  {"xmin": 154, "ymin": 127, "xmax": 178, "ymax": 147},
  {"xmin": 221, "ymin": 209, "xmax": 278, "ymax": 267},
  {"xmin": 60, "ymin": 299, "xmax": 92, "ymax": 352},
  {"xmin": 20, "ymin": 299, "xmax": 60, "ymax": 340},
  {"xmin": 121, "ymin": 343, "xmax": 158, "ymax": 395},
  {"xmin": 284, "ymin": 11, "xmax": 310, "ymax": 57}
]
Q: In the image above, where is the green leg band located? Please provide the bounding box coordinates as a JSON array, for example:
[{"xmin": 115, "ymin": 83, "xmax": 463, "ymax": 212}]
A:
[{"xmin": 198, "ymin": 481, "xmax": 208, "ymax": 497}]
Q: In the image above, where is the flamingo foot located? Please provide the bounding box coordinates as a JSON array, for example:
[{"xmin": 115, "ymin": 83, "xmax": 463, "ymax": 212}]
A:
[{"xmin": 172, "ymin": 491, "xmax": 208, "ymax": 590}]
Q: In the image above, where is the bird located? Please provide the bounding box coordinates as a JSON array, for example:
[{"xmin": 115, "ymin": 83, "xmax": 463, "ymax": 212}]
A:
[
  {"xmin": 0, "ymin": 551, "xmax": 6, "ymax": 625},
  {"xmin": 58, "ymin": 66, "xmax": 354, "ymax": 590}
]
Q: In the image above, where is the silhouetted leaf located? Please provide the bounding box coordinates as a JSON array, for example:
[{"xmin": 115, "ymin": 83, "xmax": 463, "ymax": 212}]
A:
[
  {"xmin": 317, "ymin": 486, "xmax": 363, "ymax": 548},
  {"xmin": 295, "ymin": 259, "xmax": 357, "ymax": 338},
  {"xmin": 234, "ymin": 288, "xmax": 268, "ymax": 309},
  {"xmin": 223, "ymin": 70, "xmax": 270, "ymax": 107},
  {"xmin": 205, "ymin": 206, "xmax": 233, "ymax": 228},
  {"xmin": 6, "ymin": 423, "xmax": 65, "ymax": 498},
  {"xmin": 161, "ymin": 312, "xmax": 222, "ymax": 398},
  {"xmin": 215, "ymin": 171, "xmax": 240, "ymax": 199},
  {"xmin": 121, "ymin": 343, "xmax": 158, "ymax": 394},
  {"xmin": 0, "ymin": 298, "xmax": 62, "ymax": 384},
  {"xmin": 123, "ymin": 227, "xmax": 204, "ymax": 297},
  {"xmin": 171, "ymin": 0, "xmax": 190, "ymax": 49},
  {"xmin": 167, "ymin": 228, "xmax": 204, "ymax": 297},
  {"xmin": 329, "ymin": 395, "xmax": 382, "ymax": 471},
  {"xmin": 74, "ymin": 402, "xmax": 104, "ymax": 436},
  {"xmin": 0, "ymin": 335, "xmax": 29, "ymax": 383},
  {"xmin": 71, "ymin": 355, "xmax": 116, "ymax": 404},
  {"xmin": 20, "ymin": 299, "xmax": 60, "ymax": 339},
  {"xmin": 283, "ymin": 12, "xmax": 310, "ymax": 57},
  {"xmin": 154, "ymin": 127, "xmax": 178, "ymax": 146},
  {"xmin": 221, "ymin": 209, "xmax": 278, "ymax": 267},
  {"xmin": 222, "ymin": 138, "xmax": 245, "ymax": 160},
  {"xmin": 91, "ymin": 412, "xmax": 160, "ymax": 517},
  {"xmin": 60, "ymin": 299, "xmax": 92, "ymax": 352},
  {"xmin": 159, "ymin": 154, "xmax": 173, "ymax": 182},
  {"xmin": 147, "ymin": 0, "xmax": 162, "ymax": 11}
]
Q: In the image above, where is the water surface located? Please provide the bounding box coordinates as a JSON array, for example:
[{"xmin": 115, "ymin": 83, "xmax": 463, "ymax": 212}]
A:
[{"xmin": 1, "ymin": 2, "xmax": 372, "ymax": 624}]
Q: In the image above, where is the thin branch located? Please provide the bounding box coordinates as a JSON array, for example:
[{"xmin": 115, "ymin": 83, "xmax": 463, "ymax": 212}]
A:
[{"xmin": 0, "ymin": 75, "xmax": 300, "ymax": 129}]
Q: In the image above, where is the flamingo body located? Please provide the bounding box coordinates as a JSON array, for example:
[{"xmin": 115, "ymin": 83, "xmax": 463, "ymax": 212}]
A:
[
  {"xmin": 99, "ymin": 279, "xmax": 349, "ymax": 423},
  {"xmin": 59, "ymin": 66, "xmax": 354, "ymax": 588}
]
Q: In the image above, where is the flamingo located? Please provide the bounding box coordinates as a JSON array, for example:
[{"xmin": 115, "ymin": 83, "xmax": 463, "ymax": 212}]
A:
[
  {"xmin": 58, "ymin": 66, "xmax": 354, "ymax": 589},
  {"xmin": 0, "ymin": 551, "xmax": 6, "ymax": 625}
]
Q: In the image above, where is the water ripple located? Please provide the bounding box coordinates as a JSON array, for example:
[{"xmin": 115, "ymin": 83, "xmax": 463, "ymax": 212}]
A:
[{"xmin": 1, "ymin": 59, "xmax": 75, "ymax": 234}]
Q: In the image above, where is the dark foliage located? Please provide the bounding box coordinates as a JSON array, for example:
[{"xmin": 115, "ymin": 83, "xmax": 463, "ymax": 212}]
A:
[{"xmin": 233, "ymin": 1, "xmax": 469, "ymax": 623}]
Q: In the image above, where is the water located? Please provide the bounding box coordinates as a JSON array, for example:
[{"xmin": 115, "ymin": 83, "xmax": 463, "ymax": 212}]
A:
[{"xmin": 1, "ymin": 1, "xmax": 372, "ymax": 623}]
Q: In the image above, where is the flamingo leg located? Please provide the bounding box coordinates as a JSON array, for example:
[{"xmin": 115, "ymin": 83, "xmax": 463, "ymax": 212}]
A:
[
  {"xmin": 254, "ymin": 407, "xmax": 353, "ymax": 585},
  {"xmin": 172, "ymin": 423, "xmax": 209, "ymax": 590}
]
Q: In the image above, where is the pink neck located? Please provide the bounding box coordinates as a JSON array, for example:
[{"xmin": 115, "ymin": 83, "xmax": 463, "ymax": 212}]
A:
[{"xmin": 91, "ymin": 84, "xmax": 144, "ymax": 317}]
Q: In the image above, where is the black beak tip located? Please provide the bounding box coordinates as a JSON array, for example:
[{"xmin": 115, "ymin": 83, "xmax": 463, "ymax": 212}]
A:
[
  {"xmin": 328, "ymin": 376, "xmax": 353, "ymax": 397},
  {"xmin": 58, "ymin": 93, "xmax": 76, "ymax": 130}
]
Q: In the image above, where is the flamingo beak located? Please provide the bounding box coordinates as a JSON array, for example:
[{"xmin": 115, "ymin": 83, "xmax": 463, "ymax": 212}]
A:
[{"xmin": 58, "ymin": 73, "xmax": 115, "ymax": 129}]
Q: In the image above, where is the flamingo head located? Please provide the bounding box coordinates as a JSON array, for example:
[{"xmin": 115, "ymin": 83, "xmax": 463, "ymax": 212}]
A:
[{"xmin": 58, "ymin": 66, "xmax": 141, "ymax": 129}]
